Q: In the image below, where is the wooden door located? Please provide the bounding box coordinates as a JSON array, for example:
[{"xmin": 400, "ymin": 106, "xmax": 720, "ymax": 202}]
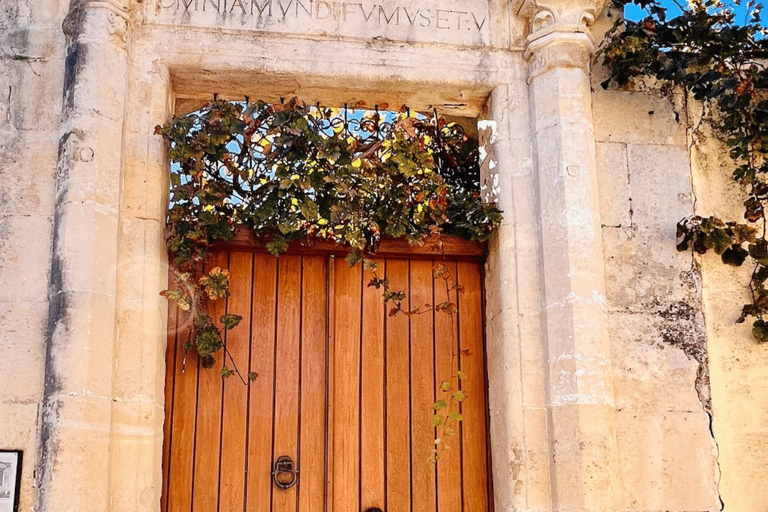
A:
[{"xmin": 162, "ymin": 242, "xmax": 492, "ymax": 512}]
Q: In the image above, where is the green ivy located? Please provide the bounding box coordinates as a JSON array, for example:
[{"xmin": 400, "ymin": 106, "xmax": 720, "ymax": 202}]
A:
[{"xmin": 600, "ymin": 0, "xmax": 768, "ymax": 341}]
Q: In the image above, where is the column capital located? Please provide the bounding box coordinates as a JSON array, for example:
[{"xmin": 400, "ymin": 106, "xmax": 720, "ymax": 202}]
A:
[
  {"xmin": 514, "ymin": 0, "xmax": 608, "ymax": 76},
  {"xmin": 62, "ymin": 0, "xmax": 131, "ymax": 48}
]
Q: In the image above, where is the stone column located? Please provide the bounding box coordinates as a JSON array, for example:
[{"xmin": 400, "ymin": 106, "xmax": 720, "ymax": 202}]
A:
[
  {"xmin": 517, "ymin": 0, "xmax": 621, "ymax": 509},
  {"xmin": 482, "ymin": 73, "xmax": 556, "ymax": 510},
  {"xmin": 37, "ymin": 0, "xmax": 130, "ymax": 510},
  {"xmin": 109, "ymin": 54, "xmax": 172, "ymax": 511}
]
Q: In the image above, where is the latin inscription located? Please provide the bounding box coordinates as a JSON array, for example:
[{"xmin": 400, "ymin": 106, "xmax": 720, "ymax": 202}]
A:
[
  {"xmin": 166, "ymin": 0, "xmax": 485, "ymax": 32},
  {"xmin": 155, "ymin": 0, "xmax": 490, "ymax": 43}
]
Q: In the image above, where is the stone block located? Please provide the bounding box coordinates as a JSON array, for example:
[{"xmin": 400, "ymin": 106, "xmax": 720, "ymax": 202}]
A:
[
  {"xmin": 596, "ymin": 141, "xmax": 630, "ymax": 227},
  {"xmin": 0, "ymin": 300, "xmax": 46, "ymax": 401},
  {"xmin": 0, "ymin": 0, "xmax": 32, "ymax": 30},
  {"xmin": 114, "ymin": 301, "xmax": 167, "ymax": 399},
  {"xmin": 548, "ymin": 402, "xmax": 620, "ymax": 510},
  {"xmin": 609, "ymin": 312, "xmax": 703, "ymax": 413},
  {"xmin": 0, "ymin": 214, "xmax": 52, "ymax": 302},
  {"xmin": 52, "ymin": 290, "xmax": 118, "ymax": 396},
  {"xmin": 0, "ymin": 28, "xmax": 64, "ymax": 131},
  {"xmin": 65, "ymin": 38, "xmax": 129, "ymax": 124},
  {"xmin": 12, "ymin": 48, "xmax": 65, "ymax": 130},
  {"xmin": 41, "ymin": 395, "xmax": 113, "ymax": 511},
  {"xmin": 628, "ymin": 143, "xmax": 692, "ymax": 230},
  {"xmin": 62, "ymin": 118, "xmax": 126, "ymax": 208},
  {"xmin": 617, "ymin": 409, "xmax": 718, "ymax": 511},
  {"xmin": 59, "ymin": 201, "xmax": 119, "ymax": 296},
  {"xmin": 0, "ymin": 401, "xmax": 39, "ymax": 512},
  {"xmin": 0, "ymin": 130, "xmax": 58, "ymax": 216},
  {"xmin": 116, "ymin": 216, "xmax": 167, "ymax": 293},
  {"xmin": 519, "ymin": 406, "xmax": 552, "ymax": 509},
  {"xmin": 108, "ymin": 399, "xmax": 165, "ymax": 512},
  {"xmin": 146, "ymin": 0, "xmax": 493, "ymax": 48},
  {"xmin": 121, "ymin": 153, "xmax": 169, "ymax": 222},
  {"xmin": 601, "ymin": 225, "xmax": 695, "ymax": 309},
  {"xmin": 593, "ymin": 88, "xmax": 687, "ymax": 146}
]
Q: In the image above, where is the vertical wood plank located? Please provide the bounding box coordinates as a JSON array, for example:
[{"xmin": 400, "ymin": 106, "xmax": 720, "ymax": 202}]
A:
[
  {"xmin": 360, "ymin": 258, "xmax": 385, "ymax": 511},
  {"xmin": 331, "ymin": 260, "xmax": 362, "ymax": 512},
  {"xmin": 272, "ymin": 255, "xmax": 303, "ymax": 512},
  {"xmin": 192, "ymin": 251, "xmax": 228, "ymax": 512},
  {"xmin": 246, "ymin": 254, "xmax": 278, "ymax": 512},
  {"xmin": 299, "ymin": 255, "xmax": 328, "ymax": 512},
  {"xmin": 409, "ymin": 260, "xmax": 437, "ymax": 512},
  {"xmin": 385, "ymin": 259, "xmax": 412, "ymax": 512},
  {"xmin": 166, "ymin": 301, "xmax": 199, "ymax": 512},
  {"xmin": 161, "ymin": 285, "xmax": 179, "ymax": 512},
  {"xmin": 219, "ymin": 251, "xmax": 253, "ymax": 512},
  {"xmin": 325, "ymin": 256, "xmax": 336, "ymax": 512},
  {"xmin": 434, "ymin": 261, "xmax": 463, "ymax": 512},
  {"xmin": 456, "ymin": 261, "xmax": 489, "ymax": 512}
]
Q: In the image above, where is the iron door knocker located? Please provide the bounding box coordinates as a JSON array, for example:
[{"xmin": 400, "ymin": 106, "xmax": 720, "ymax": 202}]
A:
[{"xmin": 271, "ymin": 455, "xmax": 298, "ymax": 489}]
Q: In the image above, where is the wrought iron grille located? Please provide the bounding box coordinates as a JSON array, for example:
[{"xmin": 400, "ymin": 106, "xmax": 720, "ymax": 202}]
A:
[{"xmin": 170, "ymin": 100, "xmax": 479, "ymax": 196}]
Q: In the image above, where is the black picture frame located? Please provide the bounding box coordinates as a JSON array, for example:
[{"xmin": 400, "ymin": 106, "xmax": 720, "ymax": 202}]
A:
[{"xmin": 0, "ymin": 450, "xmax": 22, "ymax": 512}]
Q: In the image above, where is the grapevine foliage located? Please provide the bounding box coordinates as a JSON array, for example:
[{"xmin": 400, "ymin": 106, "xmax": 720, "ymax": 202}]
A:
[{"xmin": 156, "ymin": 98, "xmax": 502, "ymax": 370}]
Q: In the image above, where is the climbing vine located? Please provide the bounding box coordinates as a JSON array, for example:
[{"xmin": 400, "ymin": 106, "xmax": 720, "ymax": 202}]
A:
[
  {"xmin": 156, "ymin": 98, "xmax": 501, "ymax": 373},
  {"xmin": 600, "ymin": 0, "xmax": 768, "ymax": 340},
  {"xmin": 367, "ymin": 258, "xmax": 467, "ymax": 462}
]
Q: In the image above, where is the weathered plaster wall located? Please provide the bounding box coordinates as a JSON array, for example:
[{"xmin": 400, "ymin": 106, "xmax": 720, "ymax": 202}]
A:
[
  {"xmin": 691, "ymin": 115, "xmax": 768, "ymax": 511},
  {"xmin": 0, "ymin": 0, "xmax": 64, "ymax": 510}
]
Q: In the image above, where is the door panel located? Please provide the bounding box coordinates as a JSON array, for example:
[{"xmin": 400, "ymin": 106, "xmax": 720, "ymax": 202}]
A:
[
  {"xmin": 382, "ymin": 259, "xmax": 411, "ymax": 512},
  {"xmin": 192, "ymin": 251, "xmax": 227, "ymax": 512},
  {"xmin": 435, "ymin": 261, "xmax": 462, "ymax": 512},
  {"xmin": 299, "ymin": 255, "xmax": 330, "ymax": 512},
  {"xmin": 220, "ymin": 251, "xmax": 252, "ymax": 511},
  {"xmin": 457, "ymin": 262, "xmax": 489, "ymax": 512},
  {"xmin": 162, "ymin": 250, "xmax": 491, "ymax": 512},
  {"xmin": 360, "ymin": 258, "xmax": 385, "ymax": 511},
  {"xmin": 246, "ymin": 253, "xmax": 278, "ymax": 512},
  {"xmin": 331, "ymin": 260, "xmax": 362, "ymax": 512}
]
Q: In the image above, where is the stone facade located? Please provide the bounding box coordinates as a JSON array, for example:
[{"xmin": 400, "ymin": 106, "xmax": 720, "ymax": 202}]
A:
[{"xmin": 0, "ymin": 0, "xmax": 766, "ymax": 510}]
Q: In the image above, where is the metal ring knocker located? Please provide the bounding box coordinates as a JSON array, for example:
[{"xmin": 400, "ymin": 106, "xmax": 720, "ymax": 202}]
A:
[{"xmin": 272, "ymin": 455, "xmax": 298, "ymax": 490}]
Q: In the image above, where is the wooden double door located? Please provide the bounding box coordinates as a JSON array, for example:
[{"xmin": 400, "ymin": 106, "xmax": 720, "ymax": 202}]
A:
[{"xmin": 162, "ymin": 243, "xmax": 492, "ymax": 512}]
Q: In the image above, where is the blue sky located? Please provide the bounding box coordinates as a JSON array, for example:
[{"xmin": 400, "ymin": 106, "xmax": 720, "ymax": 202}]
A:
[{"xmin": 623, "ymin": 0, "xmax": 763, "ymax": 24}]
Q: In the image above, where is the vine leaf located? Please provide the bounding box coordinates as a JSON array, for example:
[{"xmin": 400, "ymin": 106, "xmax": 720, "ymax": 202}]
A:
[
  {"xmin": 220, "ymin": 314, "xmax": 243, "ymax": 330},
  {"xmin": 721, "ymin": 246, "xmax": 749, "ymax": 267}
]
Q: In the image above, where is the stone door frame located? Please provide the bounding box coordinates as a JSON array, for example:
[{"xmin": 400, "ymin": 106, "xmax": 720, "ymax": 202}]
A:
[{"xmin": 40, "ymin": 0, "xmax": 619, "ymax": 510}]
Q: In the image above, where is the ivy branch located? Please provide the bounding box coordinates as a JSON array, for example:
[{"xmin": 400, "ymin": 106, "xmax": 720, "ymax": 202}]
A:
[{"xmin": 600, "ymin": 0, "xmax": 768, "ymax": 340}]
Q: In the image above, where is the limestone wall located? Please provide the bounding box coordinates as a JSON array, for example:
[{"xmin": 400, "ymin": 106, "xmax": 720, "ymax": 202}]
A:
[
  {"xmin": 1, "ymin": 0, "xmax": 767, "ymax": 511},
  {"xmin": 0, "ymin": 0, "xmax": 64, "ymax": 510},
  {"xmin": 592, "ymin": 78, "xmax": 720, "ymax": 509}
]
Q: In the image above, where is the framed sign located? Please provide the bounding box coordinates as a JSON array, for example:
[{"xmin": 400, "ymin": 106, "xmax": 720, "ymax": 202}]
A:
[{"xmin": 0, "ymin": 451, "xmax": 21, "ymax": 512}]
